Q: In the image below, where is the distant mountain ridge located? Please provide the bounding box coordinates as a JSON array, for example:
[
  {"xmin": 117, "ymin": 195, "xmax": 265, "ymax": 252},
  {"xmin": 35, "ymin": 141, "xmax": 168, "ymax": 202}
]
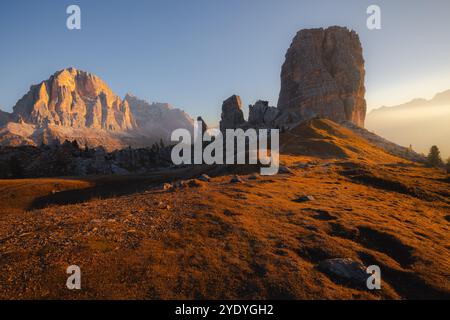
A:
[
  {"xmin": 124, "ymin": 94, "xmax": 194, "ymax": 141},
  {"xmin": 367, "ymin": 89, "xmax": 450, "ymax": 158},
  {"xmin": 371, "ymin": 89, "xmax": 450, "ymax": 113},
  {"xmin": 0, "ymin": 68, "xmax": 194, "ymax": 150}
]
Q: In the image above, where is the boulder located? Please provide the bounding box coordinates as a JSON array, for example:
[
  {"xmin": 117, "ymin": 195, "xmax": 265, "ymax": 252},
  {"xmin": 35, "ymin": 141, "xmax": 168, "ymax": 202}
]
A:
[{"xmin": 318, "ymin": 258, "xmax": 367, "ymax": 285}]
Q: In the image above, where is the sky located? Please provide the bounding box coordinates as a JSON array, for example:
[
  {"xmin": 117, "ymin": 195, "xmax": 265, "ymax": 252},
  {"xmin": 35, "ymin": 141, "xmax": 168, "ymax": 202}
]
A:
[{"xmin": 1, "ymin": 0, "xmax": 450, "ymax": 125}]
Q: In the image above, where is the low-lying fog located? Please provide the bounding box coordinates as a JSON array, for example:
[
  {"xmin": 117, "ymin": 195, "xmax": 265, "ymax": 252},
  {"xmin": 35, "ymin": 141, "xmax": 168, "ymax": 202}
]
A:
[{"xmin": 366, "ymin": 104, "xmax": 450, "ymax": 160}]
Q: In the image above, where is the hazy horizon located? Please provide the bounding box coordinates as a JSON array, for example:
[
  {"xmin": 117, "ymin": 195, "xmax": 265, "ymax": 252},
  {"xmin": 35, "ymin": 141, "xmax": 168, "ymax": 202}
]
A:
[{"xmin": 366, "ymin": 91, "xmax": 450, "ymax": 159}]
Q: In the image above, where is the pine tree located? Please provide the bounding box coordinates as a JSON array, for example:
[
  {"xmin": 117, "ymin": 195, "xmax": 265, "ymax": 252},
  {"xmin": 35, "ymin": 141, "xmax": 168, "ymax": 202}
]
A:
[
  {"xmin": 426, "ymin": 145, "xmax": 443, "ymax": 167},
  {"xmin": 446, "ymin": 157, "xmax": 450, "ymax": 174}
]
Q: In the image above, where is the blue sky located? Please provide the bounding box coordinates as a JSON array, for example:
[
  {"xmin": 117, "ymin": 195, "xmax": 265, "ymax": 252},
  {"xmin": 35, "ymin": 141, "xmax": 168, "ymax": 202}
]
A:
[{"xmin": 1, "ymin": 0, "xmax": 450, "ymax": 125}]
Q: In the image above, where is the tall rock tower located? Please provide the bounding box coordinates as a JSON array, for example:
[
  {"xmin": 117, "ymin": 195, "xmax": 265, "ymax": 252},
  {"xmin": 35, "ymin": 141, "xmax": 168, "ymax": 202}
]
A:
[{"xmin": 277, "ymin": 26, "xmax": 367, "ymax": 127}]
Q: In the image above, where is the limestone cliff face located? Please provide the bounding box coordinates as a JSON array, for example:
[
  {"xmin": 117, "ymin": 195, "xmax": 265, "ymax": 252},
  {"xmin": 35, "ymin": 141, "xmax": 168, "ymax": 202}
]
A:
[
  {"xmin": 0, "ymin": 68, "xmax": 196, "ymax": 150},
  {"xmin": 12, "ymin": 68, "xmax": 135, "ymax": 131},
  {"xmin": 248, "ymin": 100, "xmax": 279, "ymax": 127},
  {"xmin": 277, "ymin": 26, "xmax": 366, "ymax": 127},
  {"xmin": 219, "ymin": 95, "xmax": 246, "ymax": 131},
  {"xmin": 124, "ymin": 94, "xmax": 194, "ymax": 140}
]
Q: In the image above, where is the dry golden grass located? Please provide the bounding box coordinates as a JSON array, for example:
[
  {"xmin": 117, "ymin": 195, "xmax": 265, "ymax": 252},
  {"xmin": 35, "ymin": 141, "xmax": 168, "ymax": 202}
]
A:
[
  {"xmin": 0, "ymin": 178, "xmax": 92, "ymax": 215},
  {"xmin": 0, "ymin": 119, "xmax": 448, "ymax": 299}
]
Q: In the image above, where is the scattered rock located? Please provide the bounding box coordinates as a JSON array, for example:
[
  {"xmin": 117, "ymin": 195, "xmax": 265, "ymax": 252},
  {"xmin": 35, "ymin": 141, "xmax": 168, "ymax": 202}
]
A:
[
  {"xmin": 187, "ymin": 179, "xmax": 203, "ymax": 187},
  {"xmin": 279, "ymin": 166, "xmax": 293, "ymax": 174},
  {"xmin": 230, "ymin": 175, "xmax": 243, "ymax": 183},
  {"xmin": 318, "ymin": 258, "xmax": 367, "ymax": 285},
  {"xmin": 173, "ymin": 180, "xmax": 188, "ymax": 189},
  {"xmin": 295, "ymin": 162, "xmax": 310, "ymax": 169},
  {"xmin": 293, "ymin": 195, "xmax": 315, "ymax": 203},
  {"xmin": 162, "ymin": 183, "xmax": 172, "ymax": 191},
  {"xmin": 248, "ymin": 173, "xmax": 259, "ymax": 180},
  {"xmin": 198, "ymin": 174, "xmax": 211, "ymax": 182}
]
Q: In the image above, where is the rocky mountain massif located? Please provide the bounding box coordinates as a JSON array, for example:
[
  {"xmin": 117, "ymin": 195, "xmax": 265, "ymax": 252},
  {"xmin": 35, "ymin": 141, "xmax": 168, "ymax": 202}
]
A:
[
  {"xmin": 0, "ymin": 25, "xmax": 448, "ymax": 300},
  {"xmin": 0, "ymin": 26, "xmax": 426, "ymax": 164},
  {"xmin": 219, "ymin": 26, "xmax": 423, "ymax": 162},
  {"xmin": 220, "ymin": 26, "xmax": 366, "ymax": 132},
  {"xmin": 0, "ymin": 68, "xmax": 194, "ymax": 150}
]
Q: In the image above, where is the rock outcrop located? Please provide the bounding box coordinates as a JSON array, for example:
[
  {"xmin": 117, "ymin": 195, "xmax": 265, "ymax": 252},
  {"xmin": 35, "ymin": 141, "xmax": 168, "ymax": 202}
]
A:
[
  {"xmin": 0, "ymin": 142, "xmax": 174, "ymax": 178},
  {"xmin": 196, "ymin": 116, "xmax": 208, "ymax": 135},
  {"xmin": 277, "ymin": 26, "xmax": 366, "ymax": 127},
  {"xmin": 12, "ymin": 68, "xmax": 135, "ymax": 131},
  {"xmin": 219, "ymin": 27, "xmax": 366, "ymax": 131},
  {"xmin": 219, "ymin": 95, "xmax": 245, "ymax": 131},
  {"xmin": 248, "ymin": 100, "xmax": 279, "ymax": 127}
]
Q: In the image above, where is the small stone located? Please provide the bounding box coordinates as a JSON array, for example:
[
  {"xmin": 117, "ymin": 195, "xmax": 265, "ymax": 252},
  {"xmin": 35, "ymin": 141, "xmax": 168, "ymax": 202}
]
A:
[
  {"xmin": 279, "ymin": 166, "xmax": 293, "ymax": 174},
  {"xmin": 248, "ymin": 173, "xmax": 259, "ymax": 180},
  {"xmin": 187, "ymin": 179, "xmax": 203, "ymax": 187},
  {"xmin": 293, "ymin": 195, "xmax": 315, "ymax": 202},
  {"xmin": 230, "ymin": 175, "xmax": 243, "ymax": 183},
  {"xmin": 296, "ymin": 162, "xmax": 310, "ymax": 169},
  {"xmin": 198, "ymin": 174, "xmax": 211, "ymax": 182},
  {"xmin": 176, "ymin": 180, "xmax": 189, "ymax": 188},
  {"xmin": 162, "ymin": 183, "xmax": 172, "ymax": 190}
]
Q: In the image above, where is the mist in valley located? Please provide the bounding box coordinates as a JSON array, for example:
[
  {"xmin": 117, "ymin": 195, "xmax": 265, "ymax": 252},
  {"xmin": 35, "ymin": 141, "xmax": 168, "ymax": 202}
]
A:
[{"xmin": 366, "ymin": 93, "xmax": 450, "ymax": 160}]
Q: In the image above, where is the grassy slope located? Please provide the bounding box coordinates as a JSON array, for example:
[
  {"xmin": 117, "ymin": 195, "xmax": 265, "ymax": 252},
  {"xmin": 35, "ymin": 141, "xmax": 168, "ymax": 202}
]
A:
[{"xmin": 0, "ymin": 119, "xmax": 448, "ymax": 299}]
